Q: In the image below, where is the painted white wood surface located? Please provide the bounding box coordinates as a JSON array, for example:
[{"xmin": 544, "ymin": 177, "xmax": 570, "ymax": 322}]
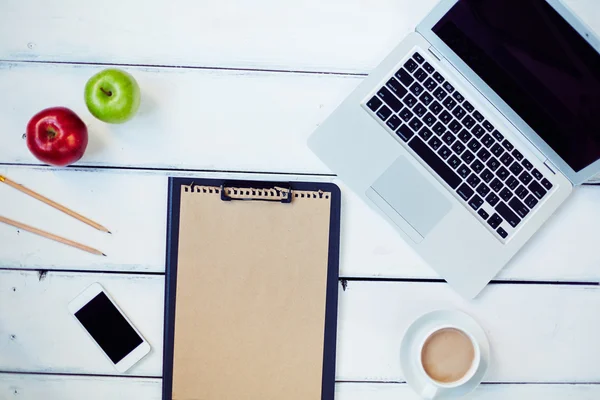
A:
[
  {"xmin": 2, "ymin": 270, "xmax": 600, "ymax": 382},
  {"xmin": 0, "ymin": 0, "xmax": 597, "ymax": 74},
  {"xmin": 1, "ymin": 377, "xmax": 599, "ymax": 400},
  {"xmin": 2, "ymin": 166, "xmax": 600, "ymax": 282}
]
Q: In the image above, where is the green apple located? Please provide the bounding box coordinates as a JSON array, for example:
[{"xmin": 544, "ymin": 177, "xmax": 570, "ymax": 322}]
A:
[{"xmin": 84, "ymin": 69, "xmax": 141, "ymax": 124}]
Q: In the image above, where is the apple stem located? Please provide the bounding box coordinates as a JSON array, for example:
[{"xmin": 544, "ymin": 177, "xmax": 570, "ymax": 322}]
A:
[{"xmin": 100, "ymin": 87, "xmax": 113, "ymax": 97}]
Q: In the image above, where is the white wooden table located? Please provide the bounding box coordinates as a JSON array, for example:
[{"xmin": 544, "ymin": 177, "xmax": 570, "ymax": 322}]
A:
[{"xmin": 1, "ymin": 1, "xmax": 600, "ymax": 399}]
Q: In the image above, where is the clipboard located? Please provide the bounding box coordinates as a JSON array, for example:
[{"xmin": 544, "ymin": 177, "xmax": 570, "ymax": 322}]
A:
[{"xmin": 162, "ymin": 178, "xmax": 341, "ymax": 400}]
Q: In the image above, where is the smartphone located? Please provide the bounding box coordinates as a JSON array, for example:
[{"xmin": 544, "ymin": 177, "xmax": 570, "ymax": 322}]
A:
[{"xmin": 68, "ymin": 283, "xmax": 151, "ymax": 372}]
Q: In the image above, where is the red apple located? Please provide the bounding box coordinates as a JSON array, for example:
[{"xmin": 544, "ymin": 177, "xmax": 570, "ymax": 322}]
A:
[{"xmin": 26, "ymin": 107, "xmax": 88, "ymax": 167}]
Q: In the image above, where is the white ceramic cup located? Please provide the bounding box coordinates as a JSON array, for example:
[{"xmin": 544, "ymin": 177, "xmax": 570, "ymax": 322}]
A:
[{"xmin": 418, "ymin": 325, "xmax": 481, "ymax": 399}]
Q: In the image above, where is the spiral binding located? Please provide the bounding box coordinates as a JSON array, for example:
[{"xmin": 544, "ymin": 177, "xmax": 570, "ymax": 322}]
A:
[{"xmin": 182, "ymin": 184, "xmax": 330, "ymax": 201}]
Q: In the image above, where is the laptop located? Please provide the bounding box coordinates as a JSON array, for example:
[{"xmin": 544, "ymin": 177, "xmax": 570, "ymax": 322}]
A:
[{"xmin": 308, "ymin": 0, "xmax": 600, "ymax": 298}]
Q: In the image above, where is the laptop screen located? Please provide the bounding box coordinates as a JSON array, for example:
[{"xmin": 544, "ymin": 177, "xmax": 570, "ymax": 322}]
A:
[{"xmin": 433, "ymin": 0, "xmax": 600, "ymax": 172}]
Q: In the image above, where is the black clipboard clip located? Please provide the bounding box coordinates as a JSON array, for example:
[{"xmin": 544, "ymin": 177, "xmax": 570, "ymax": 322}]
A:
[{"xmin": 220, "ymin": 181, "xmax": 293, "ymax": 204}]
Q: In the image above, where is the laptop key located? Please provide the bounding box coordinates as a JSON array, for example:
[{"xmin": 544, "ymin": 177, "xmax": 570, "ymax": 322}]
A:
[
  {"xmin": 478, "ymin": 208, "xmax": 490, "ymax": 220},
  {"xmin": 462, "ymin": 115, "xmax": 476, "ymax": 129},
  {"xmin": 528, "ymin": 181, "xmax": 547, "ymax": 199},
  {"xmin": 467, "ymin": 173, "xmax": 481, "ymax": 188},
  {"xmin": 457, "ymin": 164, "xmax": 471, "ymax": 179},
  {"xmin": 499, "ymin": 187, "xmax": 513, "ymax": 202},
  {"xmin": 497, "ymin": 227, "xmax": 508, "ymax": 239},
  {"xmin": 386, "ymin": 77, "xmax": 408, "ymax": 98},
  {"xmin": 433, "ymin": 122, "xmax": 446, "ymax": 135},
  {"xmin": 496, "ymin": 202, "xmax": 521, "ymax": 228},
  {"xmin": 413, "ymin": 52, "xmax": 425, "ymax": 64},
  {"xmin": 480, "ymin": 169, "xmax": 494, "ymax": 183},
  {"xmin": 521, "ymin": 158, "xmax": 533, "ymax": 170},
  {"xmin": 442, "ymin": 132, "xmax": 456, "ymax": 146},
  {"xmin": 469, "ymin": 195, "xmax": 484, "ymax": 210},
  {"xmin": 473, "ymin": 110, "xmax": 485, "ymax": 122},
  {"xmin": 506, "ymin": 176, "xmax": 519, "ymax": 190},
  {"xmin": 482, "ymin": 134, "xmax": 495, "ymax": 148},
  {"xmin": 443, "ymin": 97, "xmax": 457, "ymax": 110},
  {"xmin": 509, "ymin": 197, "xmax": 529, "ymax": 218},
  {"xmin": 386, "ymin": 115, "xmax": 402, "ymax": 130},
  {"xmin": 461, "ymin": 150, "xmax": 476, "ymax": 165},
  {"xmin": 491, "ymin": 143, "xmax": 505, "ymax": 157},
  {"xmin": 512, "ymin": 149, "xmax": 524, "ymax": 161},
  {"xmin": 396, "ymin": 125, "xmax": 414, "ymax": 142},
  {"xmin": 420, "ymin": 92, "xmax": 434, "ymax": 106},
  {"xmin": 443, "ymin": 82, "xmax": 455, "ymax": 93},
  {"xmin": 541, "ymin": 178, "xmax": 553, "ymax": 190},
  {"xmin": 395, "ymin": 68, "xmax": 415, "ymax": 86},
  {"xmin": 423, "ymin": 62, "xmax": 435, "ymax": 74},
  {"xmin": 519, "ymin": 171, "xmax": 533, "ymax": 185},
  {"xmin": 377, "ymin": 87, "xmax": 403, "ymax": 112},
  {"xmin": 438, "ymin": 145, "xmax": 452, "ymax": 160},
  {"xmin": 531, "ymin": 168, "xmax": 543, "ymax": 180},
  {"xmin": 471, "ymin": 125, "xmax": 485, "ymax": 138},
  {"xmin": 423, "ymin": 112, "xmax": 436, "ymax": 127},
  {"xmin": 452, "ymin": 91, "xmax": 465, "ymax": 103},
  {"xmin": 490, "ymin": 178, "xmax": 503, "ymax": 192},
  {"xmin": 458, "ymin": 129, "xmax": 472, "ymax": 143},
  {"xmin": 515, "ymin": 185, "xmax": 528, "ymax": 199},
  {"xmin": 429, "ymin": 101, "xmax": 443, "ymax": 115},
  {"xmin": 477, "ymin": 148, "xmax": 491, "ymax": 162},
  {"xmin": 404, "ymin": 58, "xmax": 418, "ymax": 73},
  {"xmin": 414, "ymin": 68, "xmax": 427, "ymax": 82},
  {"xmin": 433, "ymin": 87, "xmax": 448, "ymax": 101},
  {"xmin": 409, "ymin": 117, "xmax": 424, "ymax": 132},
  {"xmin": 497, "ymin": 166, "xmax": 510, "ymax": 181},
  {"xmin": 463, "ymin": 101, "xmax": 474, "ymax": 113},
  {"xmin": 451, "ymin": 141, "xmax": 466, "ymax": 155},
  {"xmin": 483, "ymin": 120, "xmax": 494, "ymax": 132},
  {"xmin": 448, "ymin": 120, "xmax": 462, "ymax": 134},
  {"xmin": 448, "ymin": 155, "xmax": 461, "ymax": 169},
  {"xmin": 487, "ymin": 213, "xmax": 503, "ymax": 229},
  {"xmin": 471, "ymin": 159, "xmax": 485, "ymax": 173},
  {"xmin": 468, "ymin": 139, "xmax": 482, "ymax": 153},
  {"xmin": 414, "ymin": 103, "xmax": 428, "ymax": 118},
  {"xmin": 433, "ymin": 72, "xmax": 445, "ymax": 84},
  {"xmin": 424, "ymin": 77, "xmax": 438, "ymax": 92},
  {"xmin": 367, "ymin": 96, "xmax": 383, "ymax": 111},
  {"xmin": 500, "ymin": 153, "xmax": 514, "ymax": 167},
  {"xmin": 418, "ymin": 127, "xmax": 433, "ymax": 141},
  {"xmin": 399, "ymin": 107, "xmax": 414, "ymax": 122},
  {"xmin": 452, "ymin": 106, "xmax": 466, "ymax": 120},
  {"xmin": 457, "ymin": 183, "xmax": 474, "ymax": 201},
  {"xmin": 492, "ymin": 130, "xmax": 504, "ymax": 142},
  {"xmin": 525, "ymin": 194, "xmax": 539, "ymax": 209},
  {"xmin": 403, "ymin": 94, "xmax": 418, "ymax": 108},
  {"xmin": 408, "ymin": 137, "xmax": 462, "ymax": 189},
  {"xmin": 486, "ymin": 157, "xmax": 500, "ymax": 171},
  {"xmin": 476, "ymin": 183, "xmax": 491, "ymax": 197},
  {"xmin": 502, "ymin": 140, "xmax": 514, "ymax": 151},
  {"xmin": 486, "ymin": 192, "xmax": 500, "ymax": 207},
  {"xmin": 509, "ymin": 162, "xmax": 524, "ymax": 176},
  {"xmin": 439, "ymin": 111, "xmax": 453, "ymax": 125},
  {"xmin": 428, "ymin": 136, "xmax": 443, "ymax": 150},
  {"xmin": 409, "ymin": 82, "xmax": 424, "ymax": 96},
  {"xmin": 377, "ymin": 105, "xmax": 392, "ymax": 121}
]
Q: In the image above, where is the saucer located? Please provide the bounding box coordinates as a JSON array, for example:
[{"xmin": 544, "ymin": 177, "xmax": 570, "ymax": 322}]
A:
[{"xmin": 400, "ymin": 310, "xmax": 490, "ymax": 399}]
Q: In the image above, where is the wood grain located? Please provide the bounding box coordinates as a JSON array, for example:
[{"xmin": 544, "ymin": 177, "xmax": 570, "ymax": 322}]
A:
[
  {"xmin": 2, "ymin": 166, "xmax": 600, "ymax": 282},
  {"xmin": 1, "ymin": 376, "xmax": 599, "ymax": 400},
  {"xmin": 2, "ymin": 270, "xmax": 600, "ymax": 382}
]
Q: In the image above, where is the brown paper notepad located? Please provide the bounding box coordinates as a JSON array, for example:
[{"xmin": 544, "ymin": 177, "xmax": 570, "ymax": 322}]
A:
[{"xmin": 163, "ymin": 179, "xmax": 341, "ymax": 400}]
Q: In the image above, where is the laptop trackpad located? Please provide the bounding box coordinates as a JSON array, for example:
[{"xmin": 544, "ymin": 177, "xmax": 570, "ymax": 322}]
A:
[{"xmin": 366, "ymin": 156, "xmax": 452, "ymax": 243}]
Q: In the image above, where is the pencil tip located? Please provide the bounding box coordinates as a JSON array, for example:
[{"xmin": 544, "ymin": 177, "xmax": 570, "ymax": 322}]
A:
[
  {"xmin": 107, "ymin": 231, "xmax": 112, "ymax": 235},
  {"xmin": 102, "ymin": 253, "xmax": 107, "ymax": 257}
]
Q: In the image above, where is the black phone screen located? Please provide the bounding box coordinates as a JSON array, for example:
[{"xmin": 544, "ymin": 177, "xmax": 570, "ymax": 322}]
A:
[{"xmin": 74, "ymin": 292, "xmax": 143, "ymax": 364}]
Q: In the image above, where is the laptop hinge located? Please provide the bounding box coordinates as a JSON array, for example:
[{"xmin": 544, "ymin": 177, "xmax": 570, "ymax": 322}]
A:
[
  {"xmin": 544, "ymin": 160, "xmax": 557, "ymax": 175},
  {"xmin": 428, "ymin": 46, "xmax": 444, "ymax": 61}
]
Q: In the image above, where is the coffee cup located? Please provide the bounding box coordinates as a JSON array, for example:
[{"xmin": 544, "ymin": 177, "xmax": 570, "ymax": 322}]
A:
[{"xmin": 418, "ymin": 325, "xmax": 481, "ymax": 399}]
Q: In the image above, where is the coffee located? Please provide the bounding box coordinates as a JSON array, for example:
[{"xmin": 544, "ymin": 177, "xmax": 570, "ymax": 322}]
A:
[{"xmin": 421, "ymin": 328, "xmax": 475, "ymax": 384}]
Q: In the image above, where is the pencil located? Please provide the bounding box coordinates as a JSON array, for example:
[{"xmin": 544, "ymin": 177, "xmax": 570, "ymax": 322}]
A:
[
  {"xmin": 0, "ymin": 215, "xmax": 105, "ymax": 256},
  {"xmin": 0, "ymin": 175, "xmax": 111, "ymax": 234}
]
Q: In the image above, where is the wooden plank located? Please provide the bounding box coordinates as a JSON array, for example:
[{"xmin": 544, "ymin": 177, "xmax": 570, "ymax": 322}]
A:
[
  {"xmin": 0, "ymin": 61, "xmax": 359, "ymax": 173},
  {"xmin": 0, "ymin": 1, "xmax": 597, "ymax": 73},
  {"xmin": 1, "ymin": 376, "xmax": 600, "ymax": 400},
  {"xmin": 2, "ymin": 166, "xmax": 600, "ymax": 282},
  {"xmin": 2, "ymin": 271, "xmax": 600, "ymax": 381}
]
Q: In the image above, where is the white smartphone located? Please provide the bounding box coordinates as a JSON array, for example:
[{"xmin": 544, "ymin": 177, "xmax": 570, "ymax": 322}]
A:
[{"xmin": 68, "ymin": 283, "xmax": 151, "ymax": 372}]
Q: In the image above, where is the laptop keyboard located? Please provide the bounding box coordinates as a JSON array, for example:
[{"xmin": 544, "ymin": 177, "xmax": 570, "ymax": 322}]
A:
[{"xmin": 364, "ymin": 51, "xmax": 555, "ymax": 241}]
